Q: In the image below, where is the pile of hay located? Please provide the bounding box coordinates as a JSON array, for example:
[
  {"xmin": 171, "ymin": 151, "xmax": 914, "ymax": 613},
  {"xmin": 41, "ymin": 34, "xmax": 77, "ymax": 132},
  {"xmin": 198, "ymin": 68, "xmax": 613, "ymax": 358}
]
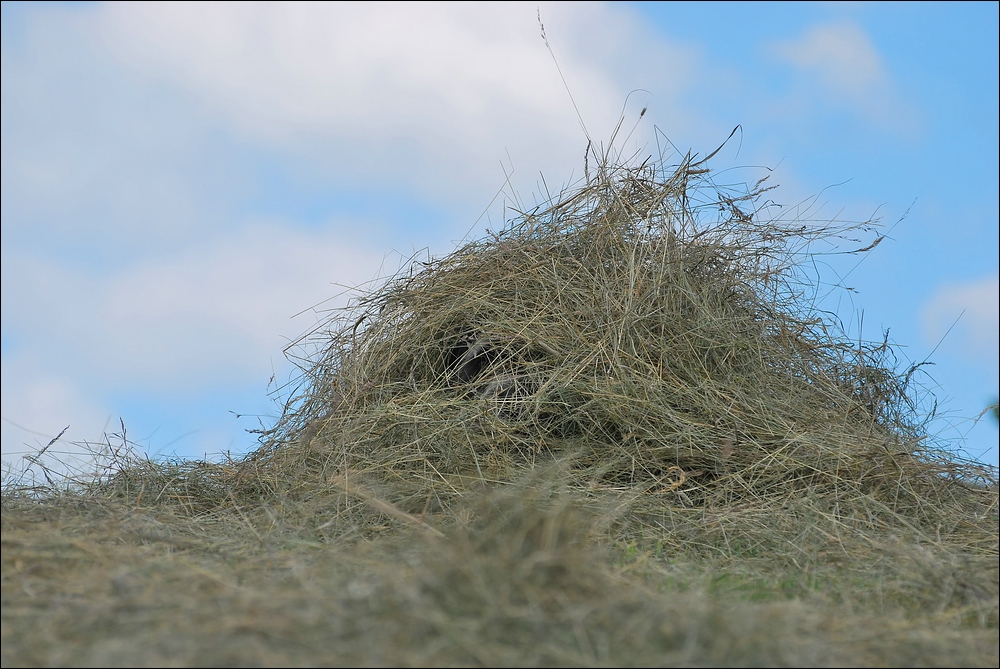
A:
[
  {"xmin": 4, "ymin": 143, "xmax": 997, "ymax": 668},
  {"xmin": 236, "ymin": 148, "xmax": 995, "ymax": 570}
]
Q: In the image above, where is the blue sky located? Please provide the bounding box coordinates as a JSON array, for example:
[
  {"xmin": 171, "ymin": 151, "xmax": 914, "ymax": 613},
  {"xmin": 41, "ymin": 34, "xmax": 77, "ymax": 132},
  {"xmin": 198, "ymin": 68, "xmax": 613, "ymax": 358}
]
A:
[{"xmin": 2, "ymin": 1, "xmax": 997, "ymax": 477}]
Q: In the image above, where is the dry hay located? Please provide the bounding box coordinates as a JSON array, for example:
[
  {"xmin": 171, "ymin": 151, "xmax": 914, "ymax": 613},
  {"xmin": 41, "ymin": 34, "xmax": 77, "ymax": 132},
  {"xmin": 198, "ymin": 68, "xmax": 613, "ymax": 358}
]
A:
[
  {"xmin": 3, "ymin": 142, "xmax": 998, "ymax": 667},
  {"xmin": 231, "ymin": 147, "xmax": 996, "ymax": 562},
  {"xmin": 7, "ymin": 475, "xmax": 996, "ymax": 668}
]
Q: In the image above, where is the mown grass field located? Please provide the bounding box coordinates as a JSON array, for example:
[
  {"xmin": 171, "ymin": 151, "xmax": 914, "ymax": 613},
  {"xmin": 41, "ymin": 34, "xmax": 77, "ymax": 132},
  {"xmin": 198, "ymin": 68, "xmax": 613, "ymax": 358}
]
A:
[{"xmin": 2, "ymin": 458, "xmax": 997, "ymax": 667}]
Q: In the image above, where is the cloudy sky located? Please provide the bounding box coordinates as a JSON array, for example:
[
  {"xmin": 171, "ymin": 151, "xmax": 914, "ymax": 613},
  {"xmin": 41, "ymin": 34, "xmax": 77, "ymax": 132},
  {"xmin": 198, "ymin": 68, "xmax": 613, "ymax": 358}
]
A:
[{"xmin": 2, "ymin": 1, "xmax": 997, "ymax": 477}]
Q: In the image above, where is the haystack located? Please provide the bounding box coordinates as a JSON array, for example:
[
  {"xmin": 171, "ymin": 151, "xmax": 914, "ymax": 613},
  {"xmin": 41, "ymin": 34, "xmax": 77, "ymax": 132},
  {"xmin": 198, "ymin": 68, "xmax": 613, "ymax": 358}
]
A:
[{"xmin": 243, "ymin": 145, "xmax": 995, "ymax": 562}]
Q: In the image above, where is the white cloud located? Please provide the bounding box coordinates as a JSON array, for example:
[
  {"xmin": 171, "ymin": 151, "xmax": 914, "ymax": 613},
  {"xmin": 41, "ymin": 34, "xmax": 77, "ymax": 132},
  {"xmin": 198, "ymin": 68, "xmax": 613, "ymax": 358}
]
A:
[
  {"xmin": 921, "ymin": 274, "xmax": 1000, "ymax": 362},
  {"xmin": 0, "ymin": 358, "xmax": 116, "ymax": 481},
  {"xmin": 92, "ymin": 2, "xmax": 688, "ymax": 200},
  {"xmin": 3, "ymin": 1, "xmax": 697, "ymax": 262},
  {"xmin": 0, "ymin": 7, "xmax": 218, "ymax": 250},
  {"xmin": 97, "ymin": 222, "xmax": 391, "ymax": 383},
  {"xmin": 97, "ymin": 2, "xmax": 596, "ymax": 139},
  {"xmin": 2, "ymin": 221, "xmax": 390, "ymax": 469},
  {"xmin": 769, "ymin": 20, "xmax": 916, "ymax": 132},
  {"xmin": 2, "ymin": 222, "xmax": 386, "ymax": 390},
  {"xmin": 1, "ymin": 0, "xmax": 704, "ymax": 254},
  {"xmin": 773, "ymin": 21, "xmax": 885, "ymax": 96}
]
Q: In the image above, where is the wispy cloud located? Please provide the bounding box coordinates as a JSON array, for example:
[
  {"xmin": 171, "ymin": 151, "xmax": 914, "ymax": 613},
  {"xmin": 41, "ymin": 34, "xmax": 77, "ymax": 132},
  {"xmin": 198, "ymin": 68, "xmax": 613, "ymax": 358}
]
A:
[
  {"xmin": 2, "ymin": 223, "xmax": 386, "ymax": 390},
  {"xmin": 769, "ymin": 20, "xmax": 918, "ymax": 134},
  {"xmin": 921, "ymin": 274, "xmax": 1000, "ymax": 362},
  {"xmin": 94, "ymin": 2, "xmax": 687, "ymax": 201},
  {"xmin": 1, "ymin": 221, "xmax": 387, "ymax": 464},
  {"xmin": 0, "ymin": 357, "xmax": 113, "ymax": 478},
  {"xmin": 774, "ymin": 21, "xmax": 885, "ymax": 97}
]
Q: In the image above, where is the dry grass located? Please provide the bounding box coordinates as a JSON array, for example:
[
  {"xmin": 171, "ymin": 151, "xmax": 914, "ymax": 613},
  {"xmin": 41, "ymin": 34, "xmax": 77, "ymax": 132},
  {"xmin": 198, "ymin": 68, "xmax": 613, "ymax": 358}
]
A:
[{"xmin": 3, "ymin": 145, "xmax": 997, "ymax": 667}]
